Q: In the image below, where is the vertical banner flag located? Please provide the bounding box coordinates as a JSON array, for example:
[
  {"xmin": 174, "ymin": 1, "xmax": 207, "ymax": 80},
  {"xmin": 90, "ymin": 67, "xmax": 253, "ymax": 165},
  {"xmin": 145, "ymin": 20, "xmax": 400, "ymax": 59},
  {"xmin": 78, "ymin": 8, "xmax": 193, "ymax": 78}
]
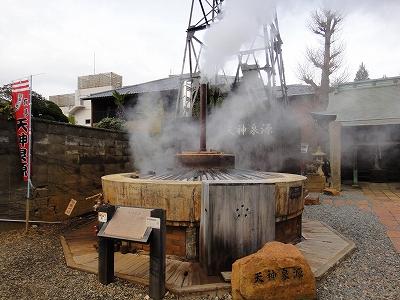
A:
[{"xmin": 11, "ymin": 79, "xmax": 31, "ymax": 182}]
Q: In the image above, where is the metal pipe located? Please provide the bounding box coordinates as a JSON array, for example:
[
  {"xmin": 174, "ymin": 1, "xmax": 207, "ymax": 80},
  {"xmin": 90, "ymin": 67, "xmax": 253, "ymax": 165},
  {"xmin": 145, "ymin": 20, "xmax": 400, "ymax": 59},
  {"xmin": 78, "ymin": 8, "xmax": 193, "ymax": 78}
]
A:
[
  {"xmin": 200, "ymin": 83, "xmax": 207, "ymax": 151},
  {"xmin": 0, "ymin": 218, "xmax": 62, "ymax": 224}
]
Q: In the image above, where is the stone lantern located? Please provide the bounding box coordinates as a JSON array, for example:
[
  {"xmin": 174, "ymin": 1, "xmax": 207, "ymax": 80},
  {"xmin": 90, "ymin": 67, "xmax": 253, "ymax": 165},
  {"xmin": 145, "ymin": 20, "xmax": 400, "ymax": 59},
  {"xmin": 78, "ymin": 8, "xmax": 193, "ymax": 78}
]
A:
[{"xmin": 312, "ymin": 146, "xmax": 326, "ymax": 176}]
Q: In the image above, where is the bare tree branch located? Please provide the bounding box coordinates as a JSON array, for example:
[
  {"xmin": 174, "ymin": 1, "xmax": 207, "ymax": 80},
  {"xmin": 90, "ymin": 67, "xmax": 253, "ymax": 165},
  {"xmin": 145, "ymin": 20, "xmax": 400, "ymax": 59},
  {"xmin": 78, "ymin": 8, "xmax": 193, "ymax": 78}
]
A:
[
  {"xmin": 299, "ymin": 8, "xmax": 345, "ymax": 109},
  {"xmin": 297, "ymin": 63, "xmax": 318, "ymax": 90},
  {"xmin": 306, "ymin": 48, "xmax": 323, "ymax": 69},
  {"xmin": 331, "ymin": 69, "xmax": 349, "ymax": 87}
]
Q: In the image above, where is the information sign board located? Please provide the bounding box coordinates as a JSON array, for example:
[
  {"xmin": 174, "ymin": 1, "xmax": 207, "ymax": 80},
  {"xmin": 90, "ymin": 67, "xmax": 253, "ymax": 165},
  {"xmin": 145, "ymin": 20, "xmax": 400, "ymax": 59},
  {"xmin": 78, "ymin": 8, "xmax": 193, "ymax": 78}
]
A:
[{"xmin": 98, "ymin": 207, "xmax": 153, "ymax": 242}]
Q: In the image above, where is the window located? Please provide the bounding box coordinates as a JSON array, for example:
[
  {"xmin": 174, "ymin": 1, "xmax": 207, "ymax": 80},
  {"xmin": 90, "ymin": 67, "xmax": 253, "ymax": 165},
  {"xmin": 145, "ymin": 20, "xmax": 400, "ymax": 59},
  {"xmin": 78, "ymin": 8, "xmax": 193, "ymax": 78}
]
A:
[{"xmin": 85, "ymin": 119, "xmax": 91, "ymax": 124}]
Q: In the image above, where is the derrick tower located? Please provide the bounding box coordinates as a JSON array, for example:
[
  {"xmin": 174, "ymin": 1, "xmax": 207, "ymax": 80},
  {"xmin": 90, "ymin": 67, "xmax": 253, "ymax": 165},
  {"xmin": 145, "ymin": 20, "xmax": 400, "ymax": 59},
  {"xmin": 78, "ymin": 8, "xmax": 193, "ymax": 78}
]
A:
[{"xmin": 175, "ymin": 0, "xmax": 288, "ymax": 117}]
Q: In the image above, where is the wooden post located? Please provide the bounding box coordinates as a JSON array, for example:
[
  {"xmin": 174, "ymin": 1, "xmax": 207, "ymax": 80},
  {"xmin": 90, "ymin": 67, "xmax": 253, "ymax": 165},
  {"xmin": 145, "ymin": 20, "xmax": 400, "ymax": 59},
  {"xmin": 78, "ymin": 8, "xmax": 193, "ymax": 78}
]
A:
[
  {"xmin": 149, "ymin": 209, "xmax": 166, "ymax": 300},
  {"xmin": 329, "ymin": 121, "xmax": 341, "ymax": 191},
  {"xmin": 97, "ymin": 204, "xmax": 116, "ymax": 285},
  {"xmin": 352, "ymin": 145, "xmax": 359, "ymax": 187},
  {"xmin": 199, "ymin": 83, "xmax": 207, "ymax": 152},
  {"xmin": 98, "ymin": 237, "xmax": 114, "ymax": 285}
]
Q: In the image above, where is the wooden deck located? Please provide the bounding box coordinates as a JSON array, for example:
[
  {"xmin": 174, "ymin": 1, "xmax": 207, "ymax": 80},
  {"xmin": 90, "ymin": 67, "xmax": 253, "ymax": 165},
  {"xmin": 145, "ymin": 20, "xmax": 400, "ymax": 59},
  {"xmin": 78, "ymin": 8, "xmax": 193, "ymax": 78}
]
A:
[
  {"xmin": 61, "ymin": 219, "xmax": 355, "ymax": 296},
  {"xmin": 60, "ymin": 221, "xmax": 230, "ymax": 296},
  {"xmin": 297, "ymin": 219, "xmax": 356, "ymax": 279}
]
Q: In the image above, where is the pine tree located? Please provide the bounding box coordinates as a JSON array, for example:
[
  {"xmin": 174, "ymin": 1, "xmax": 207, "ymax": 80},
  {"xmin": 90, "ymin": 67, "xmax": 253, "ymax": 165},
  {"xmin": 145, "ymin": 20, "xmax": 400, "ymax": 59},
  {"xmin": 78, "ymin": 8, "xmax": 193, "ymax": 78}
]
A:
[{"xmin": 354, "ymin": 62, "xmax": 369, "ymax": 81}]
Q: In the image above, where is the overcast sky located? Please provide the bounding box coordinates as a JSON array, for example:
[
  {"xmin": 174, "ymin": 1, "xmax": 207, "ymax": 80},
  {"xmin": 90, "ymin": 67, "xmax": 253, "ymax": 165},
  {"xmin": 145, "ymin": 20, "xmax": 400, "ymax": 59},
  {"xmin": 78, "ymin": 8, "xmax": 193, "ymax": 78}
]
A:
[{"xmin": 1, "ymin": 0, "xmax": 400, "ymax": 98}]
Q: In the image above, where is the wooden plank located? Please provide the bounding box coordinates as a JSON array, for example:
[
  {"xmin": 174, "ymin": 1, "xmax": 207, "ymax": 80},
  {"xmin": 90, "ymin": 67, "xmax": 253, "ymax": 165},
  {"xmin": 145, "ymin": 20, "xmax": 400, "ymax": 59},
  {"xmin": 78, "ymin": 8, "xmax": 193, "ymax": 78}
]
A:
[
  {"xmin": 202, "ymin": 182, "xmax": 275, "ymax": 275},
  {"xmin": 118, "ymin": 255, "xmax": 147, "ymax": 274},
  {"xmin": 182, "ymin": 264, "xmax": 193, "ymax": 287},
  {"xmin": 220, "ymin": 272, "xmax": 231, "ymax": 282},
  {"xmin": 199, "ymin": 182, "xmax": 209, "ymax": 269},
  {"xmin": 73, "ymin": 253, "xmax": 98, "ymax": 265},
  {"xmin": 84, "ymin": 258, "xmax": 99, "ymax": 271},
  {"xmin": 167, "ymin": 261, "xmax": 189, "ymax": 288},
  {"xmin": 298, "ymin": 220, "xmax": 356, "ymax": 279},
  {"xmin": 275, "ymin": 183, "xmax": 289, "ymax": 217},
  {"xmin": 167, "ymin": 282, "xmax": 231, "ymax": 297},
  {"xmin": 114, "ymin": 253, "xmax": 139, "ymax": 273},
  {"xmin": 191, "ymin": 262, "xmax": 212, "ymax": 285},
  {"xmin": 258, "ymin": 184, "xmax": 275, "ymax": 246},
  {"xmin": 165, "ymin": 260, "xmax": 180, "ymax": 280},
  {"xmin": 131, "ymin": 257, "xmax": 150, "ymax": 278},
  {"xmin": 187, "ymin": 263, "xmax": 201, "ymax": 286}
]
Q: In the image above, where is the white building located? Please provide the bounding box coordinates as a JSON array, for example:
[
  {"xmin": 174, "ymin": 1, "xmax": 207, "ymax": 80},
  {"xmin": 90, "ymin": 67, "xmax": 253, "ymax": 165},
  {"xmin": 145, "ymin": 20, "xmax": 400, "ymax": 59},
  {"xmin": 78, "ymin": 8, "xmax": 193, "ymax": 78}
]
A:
[{"xmin": 49, "ymin": 72, "xmax": 122, "ymax": 126}]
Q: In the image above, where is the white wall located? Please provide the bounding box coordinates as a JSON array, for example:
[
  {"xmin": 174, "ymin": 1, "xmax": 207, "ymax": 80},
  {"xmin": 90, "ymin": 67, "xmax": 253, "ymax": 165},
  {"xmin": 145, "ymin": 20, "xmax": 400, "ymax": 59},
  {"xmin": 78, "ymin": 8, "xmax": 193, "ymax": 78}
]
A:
[
  {"xmin": 72, "ymin": 85, "xmax": 114, "ymax": 126},
  {"xmin": 73, "ymin": 100, "xmax": 92, "ymax": 126},
  {"xmin": 49, "ymin": 72, "xmax": 122, "ymax": 127}
]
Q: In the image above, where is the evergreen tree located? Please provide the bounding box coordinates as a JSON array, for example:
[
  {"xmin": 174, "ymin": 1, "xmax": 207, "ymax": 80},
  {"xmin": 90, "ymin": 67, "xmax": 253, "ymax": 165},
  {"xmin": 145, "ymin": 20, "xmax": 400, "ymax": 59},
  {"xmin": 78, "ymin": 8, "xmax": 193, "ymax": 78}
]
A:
[
  {"xmin": 354, "ymin": 62, "xmax": 369, "ymax": 81},
  {"xmin": 0, "ymin": 84, "xmax": 68, "ymax": 122}
]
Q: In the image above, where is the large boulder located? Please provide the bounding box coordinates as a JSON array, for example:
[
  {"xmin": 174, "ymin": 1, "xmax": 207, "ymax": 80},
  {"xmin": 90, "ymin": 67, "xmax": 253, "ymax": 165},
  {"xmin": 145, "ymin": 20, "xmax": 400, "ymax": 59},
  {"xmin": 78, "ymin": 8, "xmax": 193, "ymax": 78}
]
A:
[{"xmin": 231, "ymin": 241, "xmax": 316, "ymax": 300}]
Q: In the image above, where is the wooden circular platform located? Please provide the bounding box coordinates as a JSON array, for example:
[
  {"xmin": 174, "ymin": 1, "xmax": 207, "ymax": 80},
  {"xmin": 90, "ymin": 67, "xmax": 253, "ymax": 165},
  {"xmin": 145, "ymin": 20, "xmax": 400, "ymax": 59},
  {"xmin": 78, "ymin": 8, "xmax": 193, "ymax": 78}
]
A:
[{"xmin": 60, "ymin": 218, "xmax": 355, "ymax": 297}]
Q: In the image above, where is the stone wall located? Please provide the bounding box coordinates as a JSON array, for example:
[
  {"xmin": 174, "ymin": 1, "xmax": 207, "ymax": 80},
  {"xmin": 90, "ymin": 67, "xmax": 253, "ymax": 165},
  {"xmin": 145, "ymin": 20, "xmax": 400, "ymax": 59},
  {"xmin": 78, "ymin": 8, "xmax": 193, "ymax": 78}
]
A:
[
  {"xmin": 78, "ymin": 72, "xmax": 122, "ymax": 90},
  {"xmin": 0, "ymin": 116, "xmax": 133, "ymax": 221},
  {"xmin": 49, "ymin": 93, "xmax": 75, "ymax": 107}
]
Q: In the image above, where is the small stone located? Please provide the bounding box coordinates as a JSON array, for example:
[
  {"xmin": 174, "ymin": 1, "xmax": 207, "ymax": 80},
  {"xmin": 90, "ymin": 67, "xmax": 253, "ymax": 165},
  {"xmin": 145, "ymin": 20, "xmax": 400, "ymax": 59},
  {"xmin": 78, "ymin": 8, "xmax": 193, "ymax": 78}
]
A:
[
  {"xmin": 305, "ymin": 193, "xmax": 320, "ymax": 205},
  {"xmin": 323, "ymin": 188, "xmax": 340, "ymax": 196},
  {"xmin": 144, "ymin": 295, "xmax": 150, "ymax": 300}
]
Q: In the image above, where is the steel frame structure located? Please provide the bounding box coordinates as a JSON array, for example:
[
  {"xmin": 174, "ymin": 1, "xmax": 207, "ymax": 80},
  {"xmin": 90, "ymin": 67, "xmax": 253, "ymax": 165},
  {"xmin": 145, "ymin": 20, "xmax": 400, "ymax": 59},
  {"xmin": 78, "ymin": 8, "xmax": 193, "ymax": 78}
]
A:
[
  {"xmin": 175, "ymin": 0, "xmax": 224, "ymax": 116},
  {"xmin": 175, "ymin": 0, "xmax": 288, "ymax": 117}
]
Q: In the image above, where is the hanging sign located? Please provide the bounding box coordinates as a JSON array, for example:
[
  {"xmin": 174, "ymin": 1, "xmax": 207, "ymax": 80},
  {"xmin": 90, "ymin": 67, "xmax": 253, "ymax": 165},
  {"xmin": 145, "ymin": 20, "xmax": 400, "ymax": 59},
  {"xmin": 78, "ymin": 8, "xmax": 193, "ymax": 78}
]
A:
[{"xmin": 11, "ymin": 79, "xmax": 31, "ymax": 182}]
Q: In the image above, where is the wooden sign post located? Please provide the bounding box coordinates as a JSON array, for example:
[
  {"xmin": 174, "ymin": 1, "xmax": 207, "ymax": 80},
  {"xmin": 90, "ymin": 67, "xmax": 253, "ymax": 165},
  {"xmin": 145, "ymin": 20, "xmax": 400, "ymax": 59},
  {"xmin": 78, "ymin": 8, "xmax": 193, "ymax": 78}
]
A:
[{"xmin": 97, "ymin": 205, "xmax": 166, "ymax": 300}]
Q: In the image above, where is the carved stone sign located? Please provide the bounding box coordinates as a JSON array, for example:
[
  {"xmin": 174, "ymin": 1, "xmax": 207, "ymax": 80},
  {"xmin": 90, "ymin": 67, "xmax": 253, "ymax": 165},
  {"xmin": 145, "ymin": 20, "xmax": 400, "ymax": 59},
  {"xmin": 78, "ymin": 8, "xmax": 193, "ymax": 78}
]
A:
[
  {"xmin": 231, "ymin": 241, "xmax": 316, "ymax": 300},
  {"xmin": 253, "ymin": 266, "xmax": 304, "ymax": 283}
]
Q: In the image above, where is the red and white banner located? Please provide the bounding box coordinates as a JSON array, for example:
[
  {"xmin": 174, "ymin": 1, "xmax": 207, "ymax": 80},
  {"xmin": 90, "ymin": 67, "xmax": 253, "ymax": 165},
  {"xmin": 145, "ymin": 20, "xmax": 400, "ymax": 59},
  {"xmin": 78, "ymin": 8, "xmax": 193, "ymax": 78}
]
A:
[{"xmin": 11, "ymin": 79, "xmax": 31, "ymax": 182}]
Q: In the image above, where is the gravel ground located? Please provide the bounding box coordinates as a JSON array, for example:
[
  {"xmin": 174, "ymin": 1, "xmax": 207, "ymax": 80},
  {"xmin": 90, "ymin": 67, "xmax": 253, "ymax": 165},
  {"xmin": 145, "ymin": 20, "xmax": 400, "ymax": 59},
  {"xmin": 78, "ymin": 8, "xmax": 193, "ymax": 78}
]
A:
[
  {"xmin": 0, "ymin": 222, "xmax": 230, "ymax": 300},
  {"xmin": 304, "ymin": 204, "xmax": 400, "ymax": 300},
  {"xmin": 0, "ymin": 203, "xmax": 399, "ymax": 300},
  {"xmin": 319, "ymin": 186, "xmax": 366, "ymax": 201}
]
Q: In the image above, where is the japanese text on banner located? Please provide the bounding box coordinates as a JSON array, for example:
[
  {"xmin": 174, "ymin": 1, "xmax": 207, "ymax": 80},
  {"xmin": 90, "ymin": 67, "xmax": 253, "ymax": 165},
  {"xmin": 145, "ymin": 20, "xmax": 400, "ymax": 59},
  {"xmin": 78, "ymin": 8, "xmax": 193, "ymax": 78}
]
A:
[{"xmin": 11, "ymin": 79, "xmax": 31, "ymax": 182}]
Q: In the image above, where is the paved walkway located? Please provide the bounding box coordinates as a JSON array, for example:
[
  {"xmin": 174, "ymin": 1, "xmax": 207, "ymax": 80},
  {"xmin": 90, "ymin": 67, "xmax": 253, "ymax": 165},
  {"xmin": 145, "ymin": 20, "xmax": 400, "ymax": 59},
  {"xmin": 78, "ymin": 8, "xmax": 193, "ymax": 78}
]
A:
[{"xmin": 321, "ymin": 182, "xmax": 400, "ymax": 253}]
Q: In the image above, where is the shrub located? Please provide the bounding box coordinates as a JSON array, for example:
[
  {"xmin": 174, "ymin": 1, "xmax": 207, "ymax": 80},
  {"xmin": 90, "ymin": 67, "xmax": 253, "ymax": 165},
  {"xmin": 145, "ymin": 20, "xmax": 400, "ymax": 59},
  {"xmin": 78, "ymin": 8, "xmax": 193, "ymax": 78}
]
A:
[
  {"xmin": 95, "ymin": 117, "xmax": 124, "ymax": 131},
  {"xmin": 68, "ymin": 115, "xmax": 76, "ymax": 125},
  {"xmin": 0, "ymin": 100, "xmax": 14, "ymax": 120}
]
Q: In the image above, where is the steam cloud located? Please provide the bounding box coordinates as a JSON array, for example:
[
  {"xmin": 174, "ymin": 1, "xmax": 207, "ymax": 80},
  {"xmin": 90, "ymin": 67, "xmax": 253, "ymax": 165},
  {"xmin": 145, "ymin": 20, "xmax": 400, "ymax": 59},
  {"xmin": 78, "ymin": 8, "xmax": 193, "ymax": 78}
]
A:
[
  {"xmin": 128, "ymin": 0, "xmax": 392, "ymax": 174},
  {"xmin": 127, "ymin": 0, "xmax": 302, "ymax": 173},
  {"xmin": 201, "ymin": 0, "xmax": 276, "ymax": 81},
  {"xmin": 127, "ymin": 74, "xmax": 302, "ymax": 173}
]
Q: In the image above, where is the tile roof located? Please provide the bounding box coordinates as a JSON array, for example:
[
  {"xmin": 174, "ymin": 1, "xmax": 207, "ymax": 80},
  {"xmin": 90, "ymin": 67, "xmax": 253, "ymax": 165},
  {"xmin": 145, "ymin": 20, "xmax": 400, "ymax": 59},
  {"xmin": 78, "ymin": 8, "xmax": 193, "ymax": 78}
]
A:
[
  {"xmin": 84, "ymin": 72, "xmax": 315, "ymax": 101},
  {"xmin": 84, "ymin": 75, "xmax": 185, "ymax": 99},
  {"xmin": 274, "ymin": 84, "xmax": 314, "ymax": 97},
  {"xmin": 319, "ymin": 76, "xmax": 400, "ymax": 126},
  {"xmin": 84, "ymin": 74, "xmax": 235, "ymax": 100}
]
